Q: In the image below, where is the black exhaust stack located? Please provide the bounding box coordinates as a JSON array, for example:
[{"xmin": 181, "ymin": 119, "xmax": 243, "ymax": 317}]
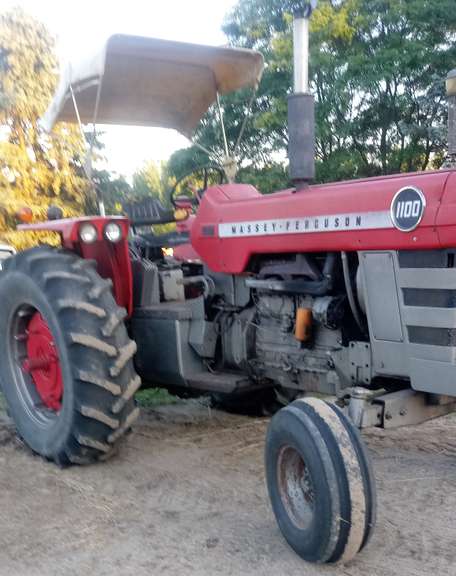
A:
[
  {"xmin": 288, "ymin": 2, "xmax": 317, "ymax": 190},
  {"xmin": 446, "ymin": 68, "xmax": 456, "ymax": 167}
]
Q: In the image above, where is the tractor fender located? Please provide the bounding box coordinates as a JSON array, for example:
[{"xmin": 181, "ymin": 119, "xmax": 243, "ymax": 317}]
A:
[{"xmin": 17, "ymin": 216, "xmax": 133, "ymax": 315}]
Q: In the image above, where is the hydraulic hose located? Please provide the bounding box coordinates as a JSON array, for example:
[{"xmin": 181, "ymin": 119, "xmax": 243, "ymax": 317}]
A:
[{"xmin": 341, "ymin": 251, "xmax": 365, "ymax": 334}]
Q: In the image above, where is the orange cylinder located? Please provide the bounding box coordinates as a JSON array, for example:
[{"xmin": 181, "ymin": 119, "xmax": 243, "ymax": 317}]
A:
[{"xmin": 295, "ymin": 307, "xmax": 313, "ymax": 342}]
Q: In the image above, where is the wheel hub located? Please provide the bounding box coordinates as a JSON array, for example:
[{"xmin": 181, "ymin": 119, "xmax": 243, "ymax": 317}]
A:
[
  {"xmin": 277, "ymin": 445, "xmax": 315, "ymax": 530},
  {"xmin": 22, "ymin": 313, "xmax": 63, "ymax": 411}
]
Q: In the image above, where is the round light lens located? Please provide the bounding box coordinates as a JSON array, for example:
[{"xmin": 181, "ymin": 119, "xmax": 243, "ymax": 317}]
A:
[
  {"xmin": 79, "ymin": 223, "xmax": 98, "ymax": 244},
  {"xmin": 104, "ymin": 222, "xmax": 122, "ymax": 243}
]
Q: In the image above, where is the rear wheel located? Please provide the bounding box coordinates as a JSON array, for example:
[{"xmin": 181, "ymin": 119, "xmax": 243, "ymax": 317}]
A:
[
  {"xmin": 0, "ymin": 246, "xmax": 141, "ymax": 465},
  {"xmin": 265, "ymin": 397, "xmax": 376, "ymax": 564}
]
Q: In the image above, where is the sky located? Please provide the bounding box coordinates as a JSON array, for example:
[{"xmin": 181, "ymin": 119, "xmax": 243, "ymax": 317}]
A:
[{"xmin": 3, "ymin": 0, "xmax": 238, "ymax": 178}]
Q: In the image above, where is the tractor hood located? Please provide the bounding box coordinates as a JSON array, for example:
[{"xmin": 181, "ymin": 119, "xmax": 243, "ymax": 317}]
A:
[{"xmin": 41, "ymin": 35, "xmax": 264, "ymax": 135}]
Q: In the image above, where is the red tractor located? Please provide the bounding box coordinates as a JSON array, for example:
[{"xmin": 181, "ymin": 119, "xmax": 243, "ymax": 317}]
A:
[{"xmin": 2, "ymin": 1, "xmax": 456, "ymax": 565}]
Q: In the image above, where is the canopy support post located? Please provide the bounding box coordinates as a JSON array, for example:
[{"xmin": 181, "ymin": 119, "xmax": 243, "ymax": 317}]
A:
[
  {"xmin": 233, "ymin": 87, "xmax": 257, "ymax": 155},
  {"xmin": 70, "ymin": 82, "xmax": 106, "ymax": 217},
  {"xmin": 216, "ymin": 92, "xmax": 230, "ymax": 159},
  {"xmin": 216, "ymin": 92, "xmax": 238, "ymax": 183}
]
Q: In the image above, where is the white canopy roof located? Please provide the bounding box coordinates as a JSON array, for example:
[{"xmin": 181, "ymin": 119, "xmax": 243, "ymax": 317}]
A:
[{"xmin": 41, "ymin": 35, "xmax": 264, "ymax": 135}]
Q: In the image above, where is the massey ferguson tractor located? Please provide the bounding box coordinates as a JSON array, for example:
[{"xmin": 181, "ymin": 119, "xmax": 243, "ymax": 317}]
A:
[{"xmin": 2, "ymin": 0, "xmax": 456, "ymax": 565}]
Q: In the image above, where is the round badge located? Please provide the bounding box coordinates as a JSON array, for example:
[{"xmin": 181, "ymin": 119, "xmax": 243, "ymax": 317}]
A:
[{"xmin": 390, "ymin": 186, "xmax": 426, "ymax": 232}]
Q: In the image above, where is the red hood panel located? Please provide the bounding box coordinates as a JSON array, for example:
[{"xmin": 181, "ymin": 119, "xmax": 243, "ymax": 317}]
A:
[{"xmin": 191, "ymin": 171, "xmax": 456, "ymax": 273}]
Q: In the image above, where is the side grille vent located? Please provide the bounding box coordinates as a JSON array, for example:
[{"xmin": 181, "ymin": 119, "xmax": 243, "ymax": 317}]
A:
[
  {"xmin": 398, "ymin": 250, "xmax": 456, "ymax": 348},
  {"xmin": 403, "ymin": 288, "xmax": 456, "ymax": 308},
  {"xmin": 408, "ymin": 326, "xmax": 456, "ymax": 347},
  {"xmin": 398, "ymin": 249, "xmax": 456, "ymax": 269}
]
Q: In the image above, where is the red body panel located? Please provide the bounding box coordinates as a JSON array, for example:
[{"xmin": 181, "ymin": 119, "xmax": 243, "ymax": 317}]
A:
[
  {"xmin": 191, "ymin": 170, "xmax": 456, "ymax": 273},
  {"xmin": 18, "ymin": 217, "xmax": 133, "ymax": 315},
  {"xmin": 173, "ymin": 243, "xmax": 200, "ymax": 261}
]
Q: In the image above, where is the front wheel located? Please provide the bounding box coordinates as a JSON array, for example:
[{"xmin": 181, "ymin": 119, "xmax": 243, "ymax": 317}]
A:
[
  {"xmin": 265, "ymin": 397, "xmax": 376, "ymax": 564},
  {"xmin": 0, "ymin": 246, "xmax": 141, "ymax": 465}
]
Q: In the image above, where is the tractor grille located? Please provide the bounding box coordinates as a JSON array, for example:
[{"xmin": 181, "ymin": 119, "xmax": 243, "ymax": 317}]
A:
[
  {"xmin": 397, "ymin": 249, "xmax": 456, "ymax": 348},
  {"xmin": 360, "ymin": 249, "xmax": 456, "ymax": 395},
  {"xmin": 393, "ymin": 249, "xmax": 456, "ymax": 395}
]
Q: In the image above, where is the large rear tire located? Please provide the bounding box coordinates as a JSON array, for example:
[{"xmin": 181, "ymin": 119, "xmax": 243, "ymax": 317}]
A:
[
  {"xmin": 265, "ymin": 397, "xmax": 376, "ymax": 564},
  {"xmin": 0, "ymin": 246, "xmax": 141, "ymax": 465}
]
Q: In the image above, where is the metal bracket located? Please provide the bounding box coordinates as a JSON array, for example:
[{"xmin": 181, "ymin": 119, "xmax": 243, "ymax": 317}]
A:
[
  {"xmin": 345, "ymin": 387, "xmax": 456, "ymax": 429},
  {"xmin": 348, "ymin": 341, "xmax": 371, "ymax": 385},
  {"xmin": 374, "ymin": 389, "xmax": 456, "ymax": 429}
]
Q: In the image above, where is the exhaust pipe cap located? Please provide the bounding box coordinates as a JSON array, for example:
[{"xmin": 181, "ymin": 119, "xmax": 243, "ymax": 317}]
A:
[{"xmin": 446, "ymin": 68, "xmax": 456, "ymax": 97}]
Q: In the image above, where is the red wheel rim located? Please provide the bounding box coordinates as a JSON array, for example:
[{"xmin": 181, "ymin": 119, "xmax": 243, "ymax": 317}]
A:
[{"xmin": 22, "ymin": 313, "xmax": 63, "ymax": 411}]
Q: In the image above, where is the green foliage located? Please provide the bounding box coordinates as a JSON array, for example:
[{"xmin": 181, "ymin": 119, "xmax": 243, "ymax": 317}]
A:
[
  {"xmin": 238, "ymin": 162, "xmax": 290, "ymax": 192},
  {"xmin": 170, "ymin": 0, "xmax": 456, "ymax": 190},
  {"xmin": 92, "ymin": 169, "xmax": 132, "ymax": 214},
  {"xmin": 92, "ymin": 157, "xmax": 177, "ymax": 234},
  {"xmin": 168, "ymin": 146, "xmax": 210, "ymax": 180},
  {"xmin": 135, "ymin": 388, "xmax": 178, "ymax": 407},
  {"xmin": 132, "ymin": 160, "xmax": 173, "ymax": 205},
  {"xmin": 0, "ymin": 8, "xmax": 88, "ymax": 248},
  {"xmin": 89, "ymin": 131, "xmax": 175, "ymax": 215}
]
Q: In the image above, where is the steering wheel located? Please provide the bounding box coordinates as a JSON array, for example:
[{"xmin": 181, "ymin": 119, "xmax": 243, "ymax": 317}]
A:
[{"xmin": 169, "ymin": 165, "xmax": 225, "ymax": 208}]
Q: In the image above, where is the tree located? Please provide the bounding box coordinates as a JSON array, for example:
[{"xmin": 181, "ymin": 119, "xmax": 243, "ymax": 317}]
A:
[
  {"xmin": 87, "ymin": 126, "xmax": 176, "ymax": 215},
  {"xmin": 234, "ymin": 0, "xmax": 456, "ymax": 180},
  {"xmin": 92, "ymin": 169, "xmax": 132, "ymax": 215},
  {"xmin": 0, "ymin": 8, "xmax": 88, "ymax": 248},
  {"xmin": 93, "ymin": 159, "xmax": 176, "ymax": 216},
  {"xmin": 132, "ymin": 160, "xmax": 174, "ymax": 206},
  {"xmin": 167, "ymin": 83, "xmax": 288, "ymax": 187},
  {"xmin": 170, "ymin": 0, "xmax": 456, "ymax": 189},
  {"xmin": 85, "ymin": 131, "xmax": 133, "ymax": 215}
]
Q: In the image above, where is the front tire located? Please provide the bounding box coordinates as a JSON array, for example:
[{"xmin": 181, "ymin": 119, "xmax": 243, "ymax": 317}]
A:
[
  {"xmin": 0, "ymin": 246, "xmax": 141, "ymax": 465},
  {"xmin": 265, "ymin": 397, "xmax": 376, "ymax": 564}
]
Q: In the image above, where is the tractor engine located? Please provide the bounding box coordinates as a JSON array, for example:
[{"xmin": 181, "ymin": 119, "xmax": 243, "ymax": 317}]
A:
[
  {"xmin": 131, "ymin": 245, "xmax": 363, "ymax": 401},
  {"xmin": 219, "ymin": 290, "xmax": 344, "ymax": 392},
  {"xmin": 214, "ymin": 255, "xmax": 349, "ymax": 395},
  {"xmin": 242, "ymin": 292, "xmax": 344, "ymax": 393}
]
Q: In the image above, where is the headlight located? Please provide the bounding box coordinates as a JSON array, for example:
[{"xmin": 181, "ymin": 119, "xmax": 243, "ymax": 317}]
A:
[
  {"xmin": 104, "ymin": 222, "xmax": 123, "ymax": 243},
  {"xmin": 79, "ymin": 223, "xmax": 98, "ymax": 244}
]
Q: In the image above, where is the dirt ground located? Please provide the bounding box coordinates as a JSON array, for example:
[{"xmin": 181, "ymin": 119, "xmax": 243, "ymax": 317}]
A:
[{"xmin": 1, "ymin": 400, "xmax": 456, "ymax": 576}]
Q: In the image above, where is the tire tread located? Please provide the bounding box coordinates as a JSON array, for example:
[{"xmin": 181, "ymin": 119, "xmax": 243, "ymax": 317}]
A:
[{"xmin": 0, "ymin": 245, "xmax": 141, "ymax": 465}]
